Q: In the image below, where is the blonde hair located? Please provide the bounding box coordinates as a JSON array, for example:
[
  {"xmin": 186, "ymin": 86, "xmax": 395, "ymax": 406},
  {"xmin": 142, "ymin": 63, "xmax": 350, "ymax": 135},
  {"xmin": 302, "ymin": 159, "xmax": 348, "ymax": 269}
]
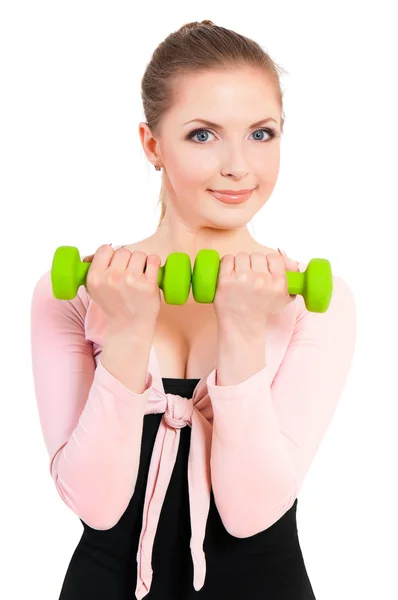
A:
[{"xmin": 140, "ymin": 20, "xmax": 287, "ymax": 229}]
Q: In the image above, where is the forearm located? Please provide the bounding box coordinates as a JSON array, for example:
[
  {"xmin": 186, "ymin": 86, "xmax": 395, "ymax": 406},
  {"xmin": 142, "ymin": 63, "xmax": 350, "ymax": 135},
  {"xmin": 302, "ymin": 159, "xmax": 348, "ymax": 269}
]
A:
[
  {"xmin": 101, "ymin": 321, "xmax": 156, "ymax": 394},
  {"xmin": 52, "ymin": 323, "xmax": 155, "ymax": 530},
  {"xmin": 210, "ymin": 327, "xmax": 295, "ymax": 537},
  {"xmin": 215, "ymin": 325, "xmax": 267, "ymax": 386}
]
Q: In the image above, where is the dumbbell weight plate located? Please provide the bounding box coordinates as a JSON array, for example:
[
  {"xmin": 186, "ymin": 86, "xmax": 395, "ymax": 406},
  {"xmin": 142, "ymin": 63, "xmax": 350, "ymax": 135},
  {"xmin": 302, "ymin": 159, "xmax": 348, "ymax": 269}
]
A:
[
  {"xmin": 51, "ymin": 246, "xmax": 86, "ymax": 300},
  {"xmin": 191, "ymin": 249, "xmax": 221, "ymax": 303},
  {"xmin": 156, "ymin": 252, "xmax": 192, "ymax": 305}
]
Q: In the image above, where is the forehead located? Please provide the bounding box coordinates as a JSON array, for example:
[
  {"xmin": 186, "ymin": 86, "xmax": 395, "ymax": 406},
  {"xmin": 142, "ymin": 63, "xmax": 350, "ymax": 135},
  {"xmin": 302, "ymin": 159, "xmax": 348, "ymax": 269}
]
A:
[{"xmin": 168, "ymin": 68, "xmax": 280, "ymax": 124}]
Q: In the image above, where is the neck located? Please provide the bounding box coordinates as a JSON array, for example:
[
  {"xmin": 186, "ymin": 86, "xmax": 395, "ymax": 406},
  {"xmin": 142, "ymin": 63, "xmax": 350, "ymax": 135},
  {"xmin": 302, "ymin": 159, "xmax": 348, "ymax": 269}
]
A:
[{"xmin": 147, "ymin": 216, "xmax": 257, "ymax": 262}]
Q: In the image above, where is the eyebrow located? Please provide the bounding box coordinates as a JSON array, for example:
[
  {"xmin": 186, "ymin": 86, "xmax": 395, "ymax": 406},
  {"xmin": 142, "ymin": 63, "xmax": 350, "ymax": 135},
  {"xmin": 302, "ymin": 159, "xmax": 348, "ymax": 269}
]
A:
[{"xmin": 183, "ymin": 117, "xmax": 278, "ymax": 129}]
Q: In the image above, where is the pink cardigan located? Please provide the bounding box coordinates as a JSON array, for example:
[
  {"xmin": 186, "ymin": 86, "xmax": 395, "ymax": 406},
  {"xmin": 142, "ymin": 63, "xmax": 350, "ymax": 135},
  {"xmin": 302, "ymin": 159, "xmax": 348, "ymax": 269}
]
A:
[{"xmin": 30, "ymin": 247, "xmax": 357, "ymax": 599}]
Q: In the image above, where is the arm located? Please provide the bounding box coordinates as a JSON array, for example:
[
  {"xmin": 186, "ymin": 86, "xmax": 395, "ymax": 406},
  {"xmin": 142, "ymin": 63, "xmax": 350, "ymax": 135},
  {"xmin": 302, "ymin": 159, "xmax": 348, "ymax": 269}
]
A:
[
  {"xmin": 31, "ymin": 269, "xmax": 155, "ymax": 530},
  {"xmin": 208, "ymin": 275, "xmax": 357, "ymax": 538}
]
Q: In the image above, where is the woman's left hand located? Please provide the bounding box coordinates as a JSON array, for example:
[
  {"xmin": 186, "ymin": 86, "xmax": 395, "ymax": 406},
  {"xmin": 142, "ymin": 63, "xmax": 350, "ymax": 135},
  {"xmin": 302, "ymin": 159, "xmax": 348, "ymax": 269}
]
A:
[{"xmin": 213, "ymin": 249, "xmax": 300, "ymax": 334}]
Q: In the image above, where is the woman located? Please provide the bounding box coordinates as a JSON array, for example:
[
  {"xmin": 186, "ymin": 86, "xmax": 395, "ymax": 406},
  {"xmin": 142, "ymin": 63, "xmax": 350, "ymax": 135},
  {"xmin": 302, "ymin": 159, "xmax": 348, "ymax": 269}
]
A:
[{"xmin": 31, "ymin": 20, "xmax": 357, "ymax": 599}]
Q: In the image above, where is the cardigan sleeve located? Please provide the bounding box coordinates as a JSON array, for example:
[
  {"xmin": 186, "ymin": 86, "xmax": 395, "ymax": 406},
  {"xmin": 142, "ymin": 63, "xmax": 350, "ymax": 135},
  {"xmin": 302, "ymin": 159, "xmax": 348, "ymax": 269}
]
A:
[
  {"xmin": 206, "ymin": 274, "xmax": 357, "ymax": 538},
  {"xmin": 30, "ymin": 268, "xmax": 153, "ymax": 530}
]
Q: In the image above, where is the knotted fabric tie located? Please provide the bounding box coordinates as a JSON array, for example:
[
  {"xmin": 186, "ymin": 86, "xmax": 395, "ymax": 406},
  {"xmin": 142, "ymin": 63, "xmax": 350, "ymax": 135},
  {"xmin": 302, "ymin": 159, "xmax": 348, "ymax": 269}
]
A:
[{"xmin": 135, "ymin": 381, "xmax": 213, "ymax": 599}]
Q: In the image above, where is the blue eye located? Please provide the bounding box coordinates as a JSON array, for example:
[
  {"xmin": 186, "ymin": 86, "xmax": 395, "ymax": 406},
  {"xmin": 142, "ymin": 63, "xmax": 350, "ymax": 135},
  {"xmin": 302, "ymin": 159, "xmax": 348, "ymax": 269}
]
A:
[{"xmin": 186, "ymin": 127, "xmax": 278, "ymax": 143}]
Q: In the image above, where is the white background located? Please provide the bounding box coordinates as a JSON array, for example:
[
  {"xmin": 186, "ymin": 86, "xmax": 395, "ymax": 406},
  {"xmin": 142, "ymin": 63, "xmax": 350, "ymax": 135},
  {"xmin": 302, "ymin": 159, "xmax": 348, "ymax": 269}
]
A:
[{"xmin": 1, "ymin": 1, "xmax": 397, "ymax": 599}]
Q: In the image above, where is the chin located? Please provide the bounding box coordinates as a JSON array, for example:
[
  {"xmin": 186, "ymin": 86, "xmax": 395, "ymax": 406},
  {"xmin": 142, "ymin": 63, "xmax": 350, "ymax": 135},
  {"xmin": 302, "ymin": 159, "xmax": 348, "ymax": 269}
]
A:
[{"xmin": 205, "ymin": 214, "xmax": 253, "ymax": 229}]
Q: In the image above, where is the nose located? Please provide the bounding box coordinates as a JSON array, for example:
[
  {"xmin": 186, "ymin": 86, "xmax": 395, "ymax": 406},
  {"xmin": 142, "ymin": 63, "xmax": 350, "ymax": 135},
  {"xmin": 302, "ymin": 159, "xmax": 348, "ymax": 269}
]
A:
[
  {"xmin": 220, "ymin": 146, "xmax": 250, "ymax": 179},
  {"xmin": 221, "ymin": 166, "xmax": 249, "ymax": 178}
]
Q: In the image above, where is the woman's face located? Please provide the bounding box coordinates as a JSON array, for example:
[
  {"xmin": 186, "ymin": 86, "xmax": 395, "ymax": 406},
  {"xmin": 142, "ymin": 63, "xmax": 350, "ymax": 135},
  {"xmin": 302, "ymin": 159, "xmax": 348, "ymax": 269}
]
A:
[{"xmin": 140, "ymin": 67, "xmax": 282, "ymax": 230}]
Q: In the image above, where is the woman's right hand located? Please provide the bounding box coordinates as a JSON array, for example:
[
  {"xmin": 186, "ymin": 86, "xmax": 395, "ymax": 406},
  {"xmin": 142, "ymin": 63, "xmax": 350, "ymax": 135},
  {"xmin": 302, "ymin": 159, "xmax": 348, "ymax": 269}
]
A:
[{"xmin": 82, "ymin": 245, "xmax": 162, "ymax": 331}]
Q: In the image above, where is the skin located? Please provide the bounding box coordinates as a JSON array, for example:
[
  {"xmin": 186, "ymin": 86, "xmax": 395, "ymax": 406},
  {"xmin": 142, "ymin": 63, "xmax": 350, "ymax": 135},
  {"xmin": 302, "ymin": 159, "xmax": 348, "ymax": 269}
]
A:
[{"xmin": 133, "ymin": 66, "xmax": 283, "ymax": 267}]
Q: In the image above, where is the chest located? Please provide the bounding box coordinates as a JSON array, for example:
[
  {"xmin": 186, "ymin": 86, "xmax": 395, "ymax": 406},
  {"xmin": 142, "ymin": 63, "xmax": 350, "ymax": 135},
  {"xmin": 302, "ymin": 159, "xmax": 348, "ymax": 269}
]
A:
[{"xmin": 153, "ymin": 298, "xmax": 219, "ymax": 379}]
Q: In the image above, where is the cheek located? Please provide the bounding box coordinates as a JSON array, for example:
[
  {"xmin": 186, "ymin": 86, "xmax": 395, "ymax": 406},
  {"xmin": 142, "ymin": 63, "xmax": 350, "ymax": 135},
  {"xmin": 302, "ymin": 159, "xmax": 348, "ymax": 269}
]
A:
[
  {"xmin": 253, "ymin": 145, "xmax": 280, "ymax": 167},
  {"xmin": 267, "ymin": 148, "xmax": 281, "ymax": 175},
  {"xmin": 255, "ymin": 152, "xmax": 280, "ymax": 186},
  {"xmin": 181, "ymin": 141, "xmax": 220, "ymax": 170},
  {"xmin": 179, "ymin": 154, "xmax": 215, "ymax": 183}
]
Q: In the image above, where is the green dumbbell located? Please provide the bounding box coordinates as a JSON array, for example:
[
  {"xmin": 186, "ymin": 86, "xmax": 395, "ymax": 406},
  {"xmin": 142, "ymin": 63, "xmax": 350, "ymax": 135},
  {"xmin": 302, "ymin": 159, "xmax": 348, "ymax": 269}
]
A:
[
  {"xmin": 190, "ymin": 249, "xmax": 333, "ymax": 313},
  {"xmin": 51, "ymin": 246, "xmax": 193, "ymax": 304},
  {"xmin": 51, "ymin": 246, "xmax": 333, "ymax": 312}
]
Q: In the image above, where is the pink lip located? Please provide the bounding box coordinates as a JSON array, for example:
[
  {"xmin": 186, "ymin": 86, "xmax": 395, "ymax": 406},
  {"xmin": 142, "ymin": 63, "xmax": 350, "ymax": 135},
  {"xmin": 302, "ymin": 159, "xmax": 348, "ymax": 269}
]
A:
[
  {"xmin": 210, "ymin": 189, "xmax": 254, "ymax": 194},
  {"xmin": 208, "ymin": 189, "xmax": 254, "ymax": 204}
]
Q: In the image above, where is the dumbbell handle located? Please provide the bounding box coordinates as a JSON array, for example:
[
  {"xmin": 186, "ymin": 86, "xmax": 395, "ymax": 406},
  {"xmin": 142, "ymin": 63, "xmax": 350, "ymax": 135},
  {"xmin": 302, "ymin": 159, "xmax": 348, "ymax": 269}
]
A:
[
  {"xmin": 76, "ymin": 257, "xmax": 303, "ymax": 294},
  {"xmin": 75, "ymin": 259, "xmax": 167, "ymax": 290}
]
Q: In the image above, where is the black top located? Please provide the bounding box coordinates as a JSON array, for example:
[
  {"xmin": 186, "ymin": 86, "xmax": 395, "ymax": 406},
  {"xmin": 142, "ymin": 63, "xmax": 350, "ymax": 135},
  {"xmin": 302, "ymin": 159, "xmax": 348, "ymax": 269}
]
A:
[{"xmin": 59, "ymin": 378, "xmax": 316, "ymax": 599}]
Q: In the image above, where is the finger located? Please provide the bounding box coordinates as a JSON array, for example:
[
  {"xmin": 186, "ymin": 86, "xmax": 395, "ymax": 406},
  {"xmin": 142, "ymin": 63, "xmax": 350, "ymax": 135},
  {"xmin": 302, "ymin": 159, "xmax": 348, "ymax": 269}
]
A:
[
  {"xmin": 267, "ymin": 252, "xmax": 286, "ymax": 274},
  {"xmin": 90, "ymin": 244, "xmax": 115, "ymax": 270},
  {"xmin": 218, "ymin": 254, "xmax": 234, "ymax": 277},
  {"xmin": 126, "ymin": 250, "xmax": 147, "ymax": 277},
  {"xmin": 111, "ymin": 247, "xmax": 133, "ymax": 272},
  {"xmin": 144, "ymin": 254, "xmax": 161, "ymax": 283},
  {"xmin": 234, "ymin": 252, "xmax": 251, "ymax": 274},
  {"xmin": 278, "ymin": 248, "xmax": 300, "ymax": 272},
  {"xmin": 250, "ymin": 252, "xmax": 268, "ymax": 273},
  {"xmin": 287, "ymin": 259, "xmax": 300, "ymax": 272}
]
